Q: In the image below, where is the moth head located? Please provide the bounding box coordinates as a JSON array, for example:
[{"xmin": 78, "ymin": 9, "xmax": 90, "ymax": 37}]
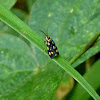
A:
[{"xmin": 46, "ymin": 36, "xmax": 50, "ymax": 40}]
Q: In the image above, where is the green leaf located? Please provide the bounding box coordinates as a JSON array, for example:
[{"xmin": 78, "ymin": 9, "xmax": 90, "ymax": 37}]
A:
[
  {"xmin": 0, "ymin": 2, "xmax": 99, "ymax": 100},
  {"xmin": 72, "ymin": 40, "xmax": 100, "ymax": 67},
  {"xmin": 31, "ymin": 44, "xmax": 49, "ymax": 66},
  {"xmin": 0, "ymin": 0, "xmax": 17, "ymax": 9},
  {"xmin": 29, "ymin": 0, "xmax": 100, "ymax": 99},
  {"xmin": 11, "ymin": 8, "xmax": 27, "ymax": 21},
  {"xmin": 68, "ymin": 59, "xmax": 100, "ymax": 100},
  {"xmin": 29, "ymin": 0, "xmax": 100, "ymax": 67},
  {"xmin": 0, "ymin": 34, "xmax": 64, "ymax": 100},
  {"xmin": 0, "ymin": 8, "xmax": 28, "ymax": 37},
  {"xmin": 0, "ymin": 34, "xmax": 36, "ymax": 72}
]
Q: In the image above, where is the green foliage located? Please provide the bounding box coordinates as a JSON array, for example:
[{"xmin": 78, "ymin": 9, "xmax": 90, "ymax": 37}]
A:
[
  {"xmin": 0, "ymin": 0, "xmax": 17, "ymax": 9},
  {"xmin": 0, "ymin": 0, "xmax": 100, "ymax": 100},
  {"xmin": 68, "ymin": 59, "xmax": 100, "ymax": 100},
  {"xmin": 29, "ymin": 0, "xmax": 100, "ymax": 67}
]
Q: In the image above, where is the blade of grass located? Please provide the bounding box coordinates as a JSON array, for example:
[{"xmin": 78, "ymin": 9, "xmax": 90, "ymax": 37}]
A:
[
  {"xmin": 0, "ymin": 3, "xmax": 99, "ymax": 100},
  {"xmin": 0, "ymin": 3, "xmax": 46, "ymax": 54},
  {"xmin": 69, "ymin": 32, "xmax": 100, "ymax": 65}
]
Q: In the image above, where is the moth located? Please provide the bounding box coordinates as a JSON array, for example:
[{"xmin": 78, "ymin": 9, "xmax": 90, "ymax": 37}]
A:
[{"xmin": 40, "ymin": 30, "xmax": 59, "ymax": 59}]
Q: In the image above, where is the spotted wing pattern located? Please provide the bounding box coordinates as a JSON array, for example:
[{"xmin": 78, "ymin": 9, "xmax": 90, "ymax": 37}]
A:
[{"xmin": 46, "ymin": 36, "xmax": 59, "ymax": 59}]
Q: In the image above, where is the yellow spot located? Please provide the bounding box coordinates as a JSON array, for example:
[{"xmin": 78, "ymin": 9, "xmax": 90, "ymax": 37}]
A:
[
  {"xmin": 49, "ymin": 52, "xmax": 51, "ymax": 55},
  {"xmin": 48, "ymin": 42, "xmax": 50, "ymax": 45},
  {"xmin": 53, "ymin": 46, "xmax": 56, "ymax": 49},
  {"xmin": 56, "ymin": 49, "xmax": 58, "ymax": 52},
  {"xmin": 51, "ymin": 52, "xmax": 53, "ymax": 54},
  {"xmin": 48, "ymin": 38, "xmax": 52, "ymax": 42},
  {"xmin": 55, "ymin": 54, "xmax": 57, "ymax": 56},
  {"xmin": 47, "ymin": 47, "xmax": 49, "ymax": 50},
  {"xmin": 50, "ymin": 38, "xmax": 52, "ymax": 41},
  {"xmin": 70, "ymin": 8, "xmax": 74, "ymax": 13},
  {"xmin": 52, "ymin": 41, "xmax": 54, "ymax": 44},
  {"xmin": 46, "ymin": 36, "xmax": 49, "ymax": 40}
]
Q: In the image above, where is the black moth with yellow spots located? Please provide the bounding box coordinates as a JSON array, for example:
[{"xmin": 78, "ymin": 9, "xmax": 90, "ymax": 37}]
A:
[
  {"xmin": 40, "ymin": 30, "xmax": 59, "ymax": 59},
  {"xmin": 46, "ymin": 36, "xmax": 59, "ymax": 59}
]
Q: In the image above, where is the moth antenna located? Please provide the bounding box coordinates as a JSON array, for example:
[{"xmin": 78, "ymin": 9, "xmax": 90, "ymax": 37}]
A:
[{"xmin": 40, "ymin": 30, "xmax": 47, "ymax": 36}]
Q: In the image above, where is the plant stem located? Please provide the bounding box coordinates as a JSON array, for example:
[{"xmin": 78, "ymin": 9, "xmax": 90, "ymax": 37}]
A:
[{"xmin": 69, "ymin": 32, "xmax": 100, "ymax": 65}]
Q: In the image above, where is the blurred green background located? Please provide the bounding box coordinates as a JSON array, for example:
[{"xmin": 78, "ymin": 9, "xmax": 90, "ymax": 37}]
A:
[{"xmin": 0, "ymin": 0, "xmax": 100, "ymax": 100}]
